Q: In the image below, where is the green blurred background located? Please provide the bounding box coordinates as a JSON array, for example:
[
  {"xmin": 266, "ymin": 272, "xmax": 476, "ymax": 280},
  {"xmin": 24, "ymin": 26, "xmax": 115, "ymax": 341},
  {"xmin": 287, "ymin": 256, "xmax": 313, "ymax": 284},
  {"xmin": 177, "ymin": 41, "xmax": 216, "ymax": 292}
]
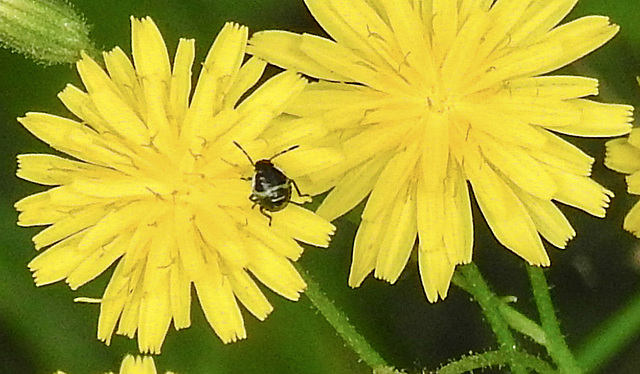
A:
[{"xmin": 1, "ymin": 0, "xmax": 640, "ymax": 373}]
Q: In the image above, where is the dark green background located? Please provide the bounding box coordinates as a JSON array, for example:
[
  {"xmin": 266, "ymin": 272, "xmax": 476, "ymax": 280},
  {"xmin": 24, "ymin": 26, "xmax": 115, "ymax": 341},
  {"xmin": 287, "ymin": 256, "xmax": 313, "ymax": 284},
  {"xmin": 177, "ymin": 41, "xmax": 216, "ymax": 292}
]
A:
[{"xmin": 1, "ymin": 0, "xmax": 640, "ymax": 373}]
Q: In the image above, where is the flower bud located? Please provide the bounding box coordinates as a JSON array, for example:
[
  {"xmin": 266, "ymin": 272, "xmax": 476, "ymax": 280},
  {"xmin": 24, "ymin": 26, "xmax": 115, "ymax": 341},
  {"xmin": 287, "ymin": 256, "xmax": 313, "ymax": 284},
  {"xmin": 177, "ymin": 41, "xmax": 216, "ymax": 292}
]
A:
[{"xmin": 0, "ymin": 0, "xmax": 96, "ymax": 64}]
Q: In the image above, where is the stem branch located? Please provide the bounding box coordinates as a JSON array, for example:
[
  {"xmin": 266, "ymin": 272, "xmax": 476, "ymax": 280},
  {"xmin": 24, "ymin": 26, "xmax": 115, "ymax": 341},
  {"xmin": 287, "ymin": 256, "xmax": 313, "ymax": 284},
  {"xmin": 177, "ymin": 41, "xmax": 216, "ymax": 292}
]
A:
[
  {"xmin": 527, "ymin": 266, "xmax": 581, "ymax": 373},
  {"xmin": 453, "ymin": 264, "xmax": 527, "ymax": 374},
  {"xmin": 437, "ymin": 350, "xmax": 556, "ymax": 374},
  {"xmin": 296, "ymin": 264, "xmax": 390, "ymax": 371}
]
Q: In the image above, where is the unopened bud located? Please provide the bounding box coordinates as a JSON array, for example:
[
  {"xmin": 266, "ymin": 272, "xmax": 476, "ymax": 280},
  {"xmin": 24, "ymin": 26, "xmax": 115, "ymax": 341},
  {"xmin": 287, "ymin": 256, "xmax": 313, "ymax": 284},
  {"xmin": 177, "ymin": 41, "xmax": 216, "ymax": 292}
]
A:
[{"xmin": 0, "ymin": 0, "xmax": 97, "ymax": 64}]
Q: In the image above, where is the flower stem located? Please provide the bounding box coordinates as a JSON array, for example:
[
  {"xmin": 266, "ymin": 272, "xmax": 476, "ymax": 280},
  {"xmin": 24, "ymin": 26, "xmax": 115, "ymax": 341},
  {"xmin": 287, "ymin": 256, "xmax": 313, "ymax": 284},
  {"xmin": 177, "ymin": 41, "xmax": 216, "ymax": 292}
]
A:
[
  {"xmin": 453, "ymin": 263, "xmax": 528, "ymax": 374},
  {"xmin": 436, "ymin": 350, "xmax": 556, "ymax": 374},
  {"xmin": 527, "ymin": 266, "xmax": 582, "ymax": 373},
  {"xmin": 295, "ymin": 263, "xmax": 390, "ymax": 371},
  {"xmin": 497, "ymin": 301, "xmax": 547, "ymax": 346},
  {"xmin": 575, "ymin": 286, "xmax": 640, "ymax": 372}
]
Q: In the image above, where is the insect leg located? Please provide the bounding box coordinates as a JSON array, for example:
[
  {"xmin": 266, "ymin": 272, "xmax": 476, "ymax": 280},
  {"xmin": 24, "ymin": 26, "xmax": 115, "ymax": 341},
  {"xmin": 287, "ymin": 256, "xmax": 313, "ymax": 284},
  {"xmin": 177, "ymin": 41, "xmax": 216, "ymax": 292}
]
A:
[
  {"xmin": 259, "ymin": 206, "xmax": 273, "ymax": 226},
  {"xmin": 291, "ymin": 179, "xmax": 310, "ymax": 198},
  {"xmin": 249, "ymin": 195, "xmax": 259, "ymax": 209}
]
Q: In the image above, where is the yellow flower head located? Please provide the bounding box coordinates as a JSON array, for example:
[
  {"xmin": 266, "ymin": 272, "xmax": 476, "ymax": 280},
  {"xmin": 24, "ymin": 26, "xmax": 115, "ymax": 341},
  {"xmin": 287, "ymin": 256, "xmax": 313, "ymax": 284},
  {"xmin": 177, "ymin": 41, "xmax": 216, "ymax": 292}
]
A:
[
  {"xmin": 606, "ymin": 108, "xmax": 640, "ymax": 237},
  {"xmin": 248, "ymin": 0, "xmax": 633, "ymax": 302},
  {"xmin": 55, "ymin": 354, "xmax": 175, "ymax": 374},
  {"xmin": 17, "ymin": 17, "xmax": 336, "ymax": 353}
]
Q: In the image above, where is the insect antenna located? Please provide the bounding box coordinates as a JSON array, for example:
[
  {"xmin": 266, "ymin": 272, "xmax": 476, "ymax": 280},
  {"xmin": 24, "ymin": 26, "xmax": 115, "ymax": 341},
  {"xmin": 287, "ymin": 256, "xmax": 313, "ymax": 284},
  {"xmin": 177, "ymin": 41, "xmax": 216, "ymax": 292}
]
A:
[
  {"xmin": 233, "ymin": 141, "xmax": 255, "ymax": 166},
  {"xmin": 269, "ymin": 144, "xmax": 300, "ymax": 161}
]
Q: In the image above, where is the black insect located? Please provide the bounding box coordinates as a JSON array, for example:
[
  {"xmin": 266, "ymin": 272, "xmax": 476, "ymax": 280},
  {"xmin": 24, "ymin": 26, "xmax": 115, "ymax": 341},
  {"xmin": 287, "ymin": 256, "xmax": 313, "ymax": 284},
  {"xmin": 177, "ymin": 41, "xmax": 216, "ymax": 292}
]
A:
[{"xmin": 233, "ymin": 141, "xmax": 309, "ymax": 225}]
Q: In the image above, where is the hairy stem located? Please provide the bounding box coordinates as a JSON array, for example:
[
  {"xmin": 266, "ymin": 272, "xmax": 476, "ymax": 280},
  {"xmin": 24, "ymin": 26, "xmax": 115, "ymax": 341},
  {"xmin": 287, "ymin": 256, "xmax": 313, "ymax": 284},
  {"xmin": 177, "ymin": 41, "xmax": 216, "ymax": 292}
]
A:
[
  {"xmin": 527, "ymin": 266, "xmax": 581, "ymax": 373},
  {"xmin": 437, "ymin": 350, "xmax": 556, "ymax": 374},
  {"xmin": 296, "ymin": 264, "xmax": 390, "ymax": 371},
  {"xmin": 453, "ymin": 264, "xmax": 527, "ymax": 374}
]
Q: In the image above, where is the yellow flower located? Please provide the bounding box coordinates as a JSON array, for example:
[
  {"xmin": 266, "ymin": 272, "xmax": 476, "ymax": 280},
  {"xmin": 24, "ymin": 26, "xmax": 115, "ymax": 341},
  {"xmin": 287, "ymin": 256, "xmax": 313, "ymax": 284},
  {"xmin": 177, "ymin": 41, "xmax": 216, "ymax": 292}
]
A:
[
  {"xmin": 606, "ymin": 125, "xmax": 640, "ymax": 237},
  {"xmin": 248, "ymin": 0, "xmax": 633, "ymax": 302},
  {"xmin": 17, "ymin": 17, "xmax": 336, "ymax": 353},
  {"xmin": 55, "ymin": 354, "xmax": 175, "ymax": 374}
]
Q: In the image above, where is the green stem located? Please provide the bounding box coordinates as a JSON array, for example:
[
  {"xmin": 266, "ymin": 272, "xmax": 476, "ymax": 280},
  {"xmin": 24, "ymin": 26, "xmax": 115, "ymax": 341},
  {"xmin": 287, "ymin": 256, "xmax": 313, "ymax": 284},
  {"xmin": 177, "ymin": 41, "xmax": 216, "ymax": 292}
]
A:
[
  {"xmin": 437, "ymin": 350, "xmax": 556, "ymax": 374},
  {"xmin": 527, "ymin": 266, "xmax": 582, "ymax": 373},
  {"xmin": 498, "ymin": 302, "xmax": 548, "ymax": 346},
  {"xmin": 576, "ymin": 285, "xmax": 640, "ymax": 373},
  {"xmin": 453, "ymin": 264, "xmax": 527, "ymax": 374},
  {"xmin": 295, "ymin": 263, "xmax": 390, "ymax": 371}
]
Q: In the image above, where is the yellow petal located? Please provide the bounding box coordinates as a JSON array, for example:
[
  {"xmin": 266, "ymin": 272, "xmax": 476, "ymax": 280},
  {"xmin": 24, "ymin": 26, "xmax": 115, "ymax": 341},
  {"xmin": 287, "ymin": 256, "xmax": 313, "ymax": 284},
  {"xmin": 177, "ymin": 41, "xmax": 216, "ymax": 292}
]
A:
[
  {"xmin": 606, "ymin": 137, "xmax": 640, "ymax": 174},
  {"xmin": 418, "ymin": 249, "xmax": 456, "ymax": 303},
  {"xmin": 349, "ymin": 217, "xmax": 383, "ymax": 287},
  {"xmin": 247, "ymin": 246, "xmax": 306, "ymax": 301},
  {"xmin": 77, "ymin": 202, "xmax": 149, "ymax": 253},
  {"xmin": 229, "ymin": 270, "xmax": 273, "ymax": 321},
  {"xmin": 194, "ymin": 207, "xmax": 248, "ymax": 269},
  {"xmin": 277, "ymin": 147, "xmax": 345, "ymax": 185},
  {"xmin": 379, "ymin": 0, "xmax": 435, "ymax": 84},
  {"xmin": 509, "ymin": 0, "xmax": 579, "ymax": 45},
  {"xmin": 237, "ymin": 70, "xmax": 306, "ymax": 117},
  {"xmin": 104, "ymin": 47, "xmax": 145, "ymax": 120},
  {"xmin": 286, "ymin": 81, "xmax": 385, "ymax": 118},
  {"xmin": 458, "ymin": 102, "xmax": 547, "ymax": 149},
  {"xmin": 57, "ymin": 84, "xmax": 109, "ymax": 132},
  {"xmin": 552, "ymin": 171, "xmax": 613, "ymax": 218},
  {"xmin": 623, "ymin": 201, "xmax": 640, "ymax": 237},
  {"xmin": 194, "ymin": 267, "xmax": 246, "ymax": 343},
  {"xmin": 28, "ymin": 235, "xmax": 85, "ymax": 286},
  {"xmin": 304, "ymin": 0, "xmax": 400, "ymax": 71},
  {"xmin": 431, "ymin": 0, "xmax": 459, "ymax": 57},
  {"xmin": 316, "ymin": 156, "xmax": 385, "ymax": 221},
  {"xmin": 514, "ymin": 188, "xmax": 575, "ymax": 248},
  {"xmin": 477, "ymin": 132, "xmax": 557, "ymax": 200},
  {"xmin": 31, "ymin": 203, "xmax": 107, "ymax": 250},
  {"xmin": 532, "ymin": 129, "xmax": 594, "ymax": 176},
  {"xmin": 626, "ymin": 172, "xmax": 640, "ymax": 195},
  {"xmin": 545, "ymin": 99, "xmax": 632, "ymax": 137},
  {"xmin": 98, "ymin": 260, "xmax": 132, "ymax": 344},
  {"xmin": 362, "ymin": 146, "xmax": 419, "ymax": 221},
  {"xmin": 532, "ymin": 16, "xmax": 619, "ymax": 76},
  {"xmin": 467, "ymin": 159, "xmax": 549, "ymax": 265},
  {"xmin": 442, "ymin": 162, "xmax": 474, "ymax": 264},
  {"xmin": 137, "ymin": 225, "xmax": 173, "ymax": 354},
  {"xmin": 248, "ymin": 30, "xmax": 349, "ymax": 81},
  {"xmin": 15, "ymin": 188, "xmax": 69, "ymax": 227},
  {"xmin": 17, "ymin": 153, "xmax": 104, "ymax": 186},
  {"xmin": 173, "ymin": 204, "xmax": 207, "ymax": 280},
  {"xmin": 77, "ymin": 53, "xmax": 151, "ymax": 144},
  {"xmin": 168, "ymin": 38, "xmax": 195, "ymax": 133},
  {"xmin": 117, "ymin": 273, "xmax": 144, "ymax": 339},
  {"xmin": 374, "ymin": 185, "xmax": 417, "ymax": 283},
  {"xmin": 224, "ymin": 57, "xmax": 267, "ymax": 109},
  {"xmin": 240, "ymin": 218, "xmax": 304, "ymax": 261},
  {"xmin": 421, "ymin": 112, "xmax": 449, "ymax": 192},
  {"xmin": 67, "ymin": 234, "xmax": 127, "ymax": 290},
  {"xmin": 181, "ymin": 22, "xmax": 248, "ymax": 141},
  {"xmin": 300, "ymin": 33, "xmax": 410, "ymax": 94},
  {"xmin": 169, "ymin": 259, "xmax": 192, "ymax": 329},
  {"xmin": 271, "ymin": 204, "xmax": 335, "ymax": 248},
  {"xmin": 504, "ymin": 76, "xmax": 599, "ymax": 100}
]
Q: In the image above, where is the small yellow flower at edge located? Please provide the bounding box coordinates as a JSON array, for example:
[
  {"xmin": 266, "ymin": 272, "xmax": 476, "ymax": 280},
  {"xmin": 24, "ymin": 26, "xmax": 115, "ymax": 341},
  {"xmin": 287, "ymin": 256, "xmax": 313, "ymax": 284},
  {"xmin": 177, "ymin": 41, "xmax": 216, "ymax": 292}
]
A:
[
  {"xmin": 55, "ymin": 354, "xmax": 176, "ymax": 374},
  {"xmin": 606, "ymin": 79, "xmax": 640, "ymax": 236},
  {"xmin": 16, "ymin": 17, "xmax": 337, "ymax": 353},
  {"xmin": 248, "ymin": 0, "xmax": 633, "ymax": 302}
]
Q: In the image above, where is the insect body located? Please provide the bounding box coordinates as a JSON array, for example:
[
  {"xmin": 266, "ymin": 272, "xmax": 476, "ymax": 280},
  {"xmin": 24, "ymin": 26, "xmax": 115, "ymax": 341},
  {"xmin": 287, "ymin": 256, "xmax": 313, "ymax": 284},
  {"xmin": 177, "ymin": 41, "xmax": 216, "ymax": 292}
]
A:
[{"xmin": 233, "ymin": 141, "xmax": 308, "ymax": 225}]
